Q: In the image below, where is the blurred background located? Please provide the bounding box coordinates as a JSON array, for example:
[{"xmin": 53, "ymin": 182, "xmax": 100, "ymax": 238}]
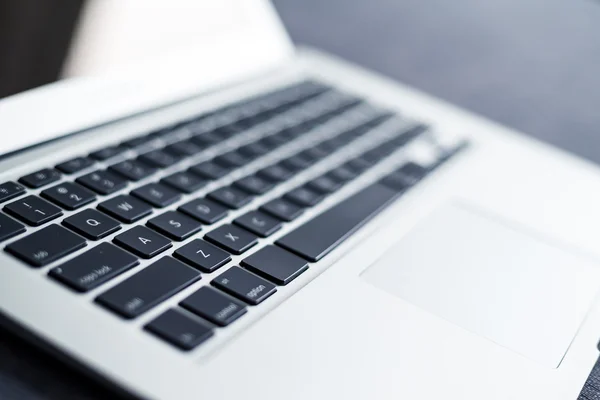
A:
[
  {"xmin": 1, "ymin": 0, "xmax": 600, "ymax": 162},
  {"xmin": 1, "ymin": 0, "xmax": 600, "ymax": 398}
]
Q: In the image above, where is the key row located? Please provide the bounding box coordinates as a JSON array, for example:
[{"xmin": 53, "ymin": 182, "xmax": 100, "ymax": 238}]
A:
[
  {"xmin": 0, "ymin": 101, "xmax": 386, "ymax": 243},
  {"xmin": 0, "ymin": 117, "xmax": 414, "ymax": 258},
  {"xmin": 7, "ymin": 81, "xmax": 330, "ymax": 191}
]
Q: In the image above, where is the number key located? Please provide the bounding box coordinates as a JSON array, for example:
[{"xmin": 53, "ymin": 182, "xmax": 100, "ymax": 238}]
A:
[
  {"xmin": 109, "ymin": 159, "xmax": 157, "ymax": 181},
  {"xmin": 55, "ymin": 157, "xmax": 95, "ymax": 174},
  {"xmin": 4, "ymin": 195, "xmax": 62, "ymax": 226},
  {"xmin": 19, "ymin": 168, "xmax": 61, "ymax": 188},
  {"xmin": 41, "ymin": 182, "xmax": 96, "ymax": 210},
  {"xmin": 76, "ymin": 170, "xmax": 127, "ymax": 195},
  {"xmin": 0, "ymin": 181, "xmax": 26, "ymax": 204}
]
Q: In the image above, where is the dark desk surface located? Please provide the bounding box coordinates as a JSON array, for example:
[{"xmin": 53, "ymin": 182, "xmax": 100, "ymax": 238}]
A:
[{"xmin": 2, "ymin": 0, "xmax": 600, "ymax": 398}]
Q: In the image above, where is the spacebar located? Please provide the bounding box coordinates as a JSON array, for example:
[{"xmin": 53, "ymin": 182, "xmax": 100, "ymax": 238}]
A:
[{"xmin": 276, "ymin": 183, "xmax": 399, "ymax": 262}]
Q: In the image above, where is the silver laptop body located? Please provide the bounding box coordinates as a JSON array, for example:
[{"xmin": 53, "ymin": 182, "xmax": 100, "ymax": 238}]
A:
[{"xmin": 0, "ymin": 1, "xmax": 599, "ymax": 399}]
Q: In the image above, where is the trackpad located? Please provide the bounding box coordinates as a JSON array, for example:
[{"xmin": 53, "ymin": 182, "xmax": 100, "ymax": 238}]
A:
[{"xmin": 361, "ymin": 203, "xmax": 600, "ymax": 368}]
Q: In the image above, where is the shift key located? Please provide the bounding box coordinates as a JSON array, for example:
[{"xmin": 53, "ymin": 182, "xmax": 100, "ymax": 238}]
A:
[{"xmin": 96, "ymin": 257, "xmax": 201, "ymax": 319}]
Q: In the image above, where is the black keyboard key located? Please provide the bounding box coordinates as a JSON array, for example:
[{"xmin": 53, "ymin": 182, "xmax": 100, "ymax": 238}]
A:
[
  {"xmin": 379, "ymin": 171, "xmax": 413, "ymax": 192},
  {"xmin": 4, "ymin": 195, "xmax": 62, "ymax": 226},
  {"xmin": 55, "ymin": 157, "xmax": 95, "ymax": 174},
  {"xmin": 63, "ymin": 209, "xmax": 121, "ymax": 240},
  {"xmin": 190, "ymin": 131, "xmax": 221, "ymax": 147},
  {"xmin": 0, "ymin": 181, "xmax": 26, "ymax": 204},
  {"xmin": 212, "ymin": 266, "xmax": 276, "ymax": 305},
  {"xmin": 161, "ymin": 171, "xmax": 207, "ymax": 193},
  {"xmin": 233, "ymin": 175, "xmax": 274, "ymax": 195},
  {"xmin": 284, "ymin": 186, "xmax": 323, "ymax": 207},
  {"xmin": 41, "ymin": 182, "xmax": 96, "ymax": 210},
  {"xmin": 301, "ymin": 146, "xmax": 329, "ymax": 162},
  {"xmin": 329, "ymin": 165, "xmax": 357, "ymax": 182},
  {"xmin": 260, "ymin": 198, "xmax": 303, "ymax": 222},
  {"xmin": 204, "ymin": 224, "xmax": 258, "ymax": 255},
  {"xmin": 89, "ymin": 146, "xmax": 126, "ymax": 161},
  {"xmin": 76, "ymin": 170, "xmax": 128, "ymax": 195},
  {"xmin": 362, "ymin": 146, "xmax": 389, "ymax": 163},
  {"xmin": 237, "ymin": 142, "xmax": 270, "ymax": 159},
  {"xmin": 257, "ymin": 163, "xmax": 293, "ymax": 182},
  {"xmin": 233, "ymin": 211, "xmax": 282, "ymax": 237},
  {"xmin": 0, "ymin": 213, "xmax": 26, "ymax": 242},
  {"xmin": 120, "ymin": 135, "xmax": 154, "ymax": 149},
  {"xmin": 147, "ymin": 211, "xmax": 202, "ymax": 241},
  {"xmin": 307, "ymin": 175, "xmax": 341, "ymax": 194},
  {"xmin": 145, "ymin": 309, "xmax": 213, "ymax": 350},
  {"xmin": 5, "ymin": 224, "xmax": 86, "ymax": 267},
  {"xmin": 260, "ymin": 133, "xmax": 287, "ymax": 148},
  {"xmin": 179, "ymin": 198, "xmax": 228, "ymax": 225},
  {"xmin": 98, "ymin": 195, "xmax": 153, "ymax": 223},
  {"xmin": 109, "ymin": 159, "xmax": 157, "ymax": 181},
  {"xmin": 49, "ymin": 243, "xmax": 139, "ymax": 292},
  {"xmin": 174, "ymin": 239, "xmax": 231, "ymax": 272},
  {"xmin": 96, "ymin": 257, "xmax": 200, "ymax": 319},
  {"xmin": 345, "ymin": 157, "xmax": 372, "ymax": 174},
  {"xmin": 189, "ymin": 161, "xmax": 229, "ymax": 180},
  {"xmin": 207, "ymin": 186, "xmax": 253, "ymax": 209},
  {"xmin": 19, "ymin": 168, "xmax": 61, "ymax": 189},
  {"xmin": 164, "ymin": 140, "xmax": 203, "ymax": 157},
  {"xmin": 241, "ymin": 245, "xmax": 308, "ymax": 285},
  {"xmin": 213, "ymin": 151, "xmax": 248, "ymax": 168},
  {"xmin": 181, "ymin": 287, "xmax": 246, "ymax": 327},
  {"xmin": 395, "ymin": 162, "xmax": 429, "ymax": 184},
  {"xmin": 256, "ymin": 137, "xmax": 277, "ymax": 151},
  {"xmin": 277, "ymin": 183, "xmax": 398, "ymax": 262},
  {"xmin": 138, "ymin": 150, "xmax": 180, "ymax": 168},
  {"xmin": 282, "ymin": 154, "xmax": 312, "ymax": 171},
  {"xmin": 131, "ymin": 183, "xmax": 181, "ymax": 208},
  {"xmin": 113, "ymin": 226, "xmax": 172, "ymax": 258}
]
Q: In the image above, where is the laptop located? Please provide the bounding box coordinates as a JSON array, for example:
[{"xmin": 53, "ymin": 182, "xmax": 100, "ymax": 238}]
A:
[{"xmin": 0, "ymin": 1, "xmax": 599, "ymax": 399}]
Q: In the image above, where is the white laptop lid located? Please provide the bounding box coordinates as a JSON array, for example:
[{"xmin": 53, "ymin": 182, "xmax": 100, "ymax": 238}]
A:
[{"xmin": 0, "ymin": 0, "xmax": 293, "ymax": 157}]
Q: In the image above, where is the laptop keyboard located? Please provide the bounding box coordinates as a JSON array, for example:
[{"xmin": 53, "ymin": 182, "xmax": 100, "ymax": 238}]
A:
[{"xmin": 0, "ymin": 80, "xmax": 467, "ymax": 351}]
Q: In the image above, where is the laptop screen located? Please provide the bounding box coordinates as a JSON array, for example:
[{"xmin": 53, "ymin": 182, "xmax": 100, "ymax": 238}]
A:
[
  {"xmin": 0, "ymin": 0, "xmax": 292, "ymax": 157},
  {"xmin": 63, "ymin": 0, "xmax": 248, "ymax": 77}
]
